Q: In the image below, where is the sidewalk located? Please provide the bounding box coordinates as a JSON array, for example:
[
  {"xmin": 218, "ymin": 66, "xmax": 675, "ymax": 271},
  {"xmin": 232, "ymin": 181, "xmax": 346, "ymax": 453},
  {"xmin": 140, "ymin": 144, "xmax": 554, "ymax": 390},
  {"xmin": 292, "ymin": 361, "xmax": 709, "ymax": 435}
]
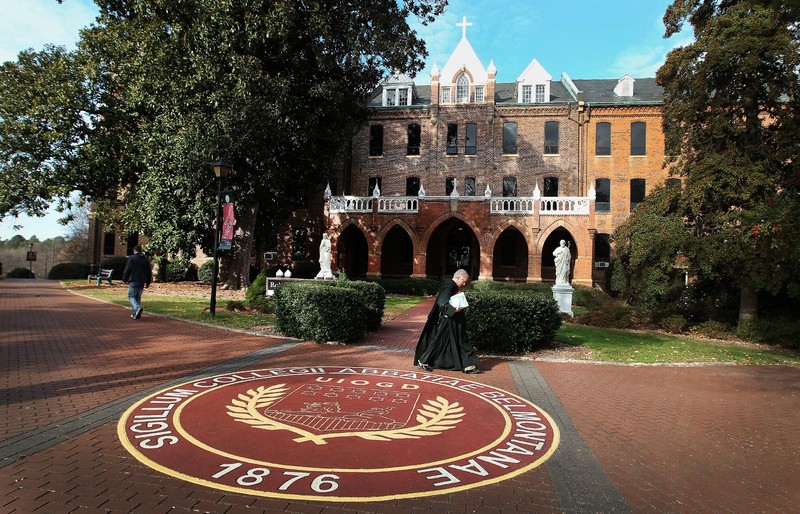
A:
[{"xmin": 1, "ymin": 279, "xmax": 799, "ymax": 513}]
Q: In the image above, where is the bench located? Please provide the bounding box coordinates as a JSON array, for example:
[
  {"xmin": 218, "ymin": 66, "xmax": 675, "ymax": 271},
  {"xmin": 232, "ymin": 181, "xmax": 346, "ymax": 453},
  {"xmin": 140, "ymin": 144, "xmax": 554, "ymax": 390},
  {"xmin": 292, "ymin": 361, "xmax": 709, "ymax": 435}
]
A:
[{"xmin": 88, "ymin": 268, "xmax": 114, "ymax": 286}]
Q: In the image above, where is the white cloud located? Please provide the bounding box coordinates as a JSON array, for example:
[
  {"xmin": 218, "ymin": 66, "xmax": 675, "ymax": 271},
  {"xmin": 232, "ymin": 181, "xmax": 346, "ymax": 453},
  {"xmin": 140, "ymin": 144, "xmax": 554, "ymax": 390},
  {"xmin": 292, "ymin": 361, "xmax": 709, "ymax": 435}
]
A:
[{"xmin": 0, "ymin": 0, "xmax": 98, "ymax": 63}]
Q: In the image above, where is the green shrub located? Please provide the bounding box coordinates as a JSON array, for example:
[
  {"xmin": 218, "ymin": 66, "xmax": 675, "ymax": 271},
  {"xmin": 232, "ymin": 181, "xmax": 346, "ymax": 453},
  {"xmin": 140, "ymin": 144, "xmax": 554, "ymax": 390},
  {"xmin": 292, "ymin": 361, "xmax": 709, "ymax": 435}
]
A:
[
  {"xmin": 465, "ymin": 290, "xmax": 562, "ymax": 354},
  {"xmin": 691, "ymin": 320, "xmax": 734, "ymax": 340},
  {"xmin": 165, "ymin": 257, "xmax": 192, "ymax": 282},
  {"xmin": 736, "ymin": 317, "xmax": 800, "ymax": 349},
  {"xmin": 225, "ymin": 300, "xmax": 247, "ymax": 311},
  {"xmin": 659, "ymin": 314, "xmax": 688, "ymax": 334},
  {"xmin": 100, "ymin": 256, "xmax": 128, "ymax": 279},
  {"xmin": 274, "ymin": 282, "xmax": 366, "ymax": 342},
  {"xmin": 573, "ymin": 301, "xmax": 636, "ymax": 329},
  {"xmin": 373, "ymin": 278, "xmax": 440, "ymax": 295},
  {"xmin": 48, "ymin": 262, "xmax": 91, "ymax": 280},
  {"xmin": 245, "ymin": 270, "xmax": 274, "ymax": 313},
  {"xmin": 8, "ymin": 267, "xmax": 34, "ymax": 278},
  {"xmin": 198, "ymin": 259, "xmax": 215, "ymax": 282},
  {"xmin": 337, "ymin": 280, "xmax": 385, "ymax": 330}
]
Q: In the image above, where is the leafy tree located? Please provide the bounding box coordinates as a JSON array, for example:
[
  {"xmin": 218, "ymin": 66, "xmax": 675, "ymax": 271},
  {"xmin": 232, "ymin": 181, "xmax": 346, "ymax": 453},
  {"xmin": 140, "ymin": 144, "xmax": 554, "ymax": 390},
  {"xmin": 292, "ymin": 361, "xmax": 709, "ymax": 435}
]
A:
[
  {"xmin": 1, "ymin": 0, "xmax": 446, "ymax": 287},
  {"xmin": 611, "ymin": 184, "xmax": 690, "ymax": 309},
  {"xmin": 656, "ymin": 0, "xmax": 800, "ymax": 327}
]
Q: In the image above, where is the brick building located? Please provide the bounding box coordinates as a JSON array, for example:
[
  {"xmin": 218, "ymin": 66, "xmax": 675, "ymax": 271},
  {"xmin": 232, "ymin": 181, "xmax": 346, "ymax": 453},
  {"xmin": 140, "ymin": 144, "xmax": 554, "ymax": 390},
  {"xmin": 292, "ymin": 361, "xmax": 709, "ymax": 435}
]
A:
[
  {"xmin": 89, "ymin": 19, "xmax": 672, "ymax": 287},
  {"xmin": 311, "ymin": 21, "xmax": 670, "ymax": 286}
]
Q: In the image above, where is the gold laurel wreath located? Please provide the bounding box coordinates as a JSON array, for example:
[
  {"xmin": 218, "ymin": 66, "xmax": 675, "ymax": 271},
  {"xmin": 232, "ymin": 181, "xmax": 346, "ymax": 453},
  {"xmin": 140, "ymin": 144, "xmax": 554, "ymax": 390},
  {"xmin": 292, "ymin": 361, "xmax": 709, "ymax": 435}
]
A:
[{"xmin": 226, "ymin": 384, "xmax": 465, "ymax": 445}]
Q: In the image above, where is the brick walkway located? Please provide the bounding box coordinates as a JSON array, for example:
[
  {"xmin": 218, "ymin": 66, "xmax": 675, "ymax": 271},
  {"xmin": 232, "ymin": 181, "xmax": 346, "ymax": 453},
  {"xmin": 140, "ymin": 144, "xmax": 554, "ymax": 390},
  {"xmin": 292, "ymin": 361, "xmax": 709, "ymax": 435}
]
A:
[{"xmin": 1, "ymin": 279, "xmax": 798, "ymax": 513}]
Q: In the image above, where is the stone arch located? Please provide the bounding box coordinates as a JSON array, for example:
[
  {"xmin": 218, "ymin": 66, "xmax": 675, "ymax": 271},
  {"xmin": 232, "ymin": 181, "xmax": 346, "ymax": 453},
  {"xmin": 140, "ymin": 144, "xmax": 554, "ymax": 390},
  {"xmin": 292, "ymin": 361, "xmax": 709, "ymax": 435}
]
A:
[
  {"xmin": 539, "ymin": 221, "xmax": 578, "ymax": 284},
  {"xmin": 492, "ymin": 225, "xmax": 529, "ymax": 281},
  {"xmin": 380, "ymin": 222, "xmax": 416, "ymax": 278},
  {"xmin": 423, "ymin": 215, "xmax": 481, "ymax": 280},
  {"xmin": 334, "ymin": 223, "xmax": 369, "ymax": 279}
]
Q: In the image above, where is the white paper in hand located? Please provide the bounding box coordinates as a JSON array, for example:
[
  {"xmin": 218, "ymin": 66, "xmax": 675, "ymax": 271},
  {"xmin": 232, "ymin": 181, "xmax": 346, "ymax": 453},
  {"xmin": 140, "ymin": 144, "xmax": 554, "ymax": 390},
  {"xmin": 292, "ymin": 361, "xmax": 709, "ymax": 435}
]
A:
[{"xmin": 449, "ymin": 292, "xmax": 468, "ymax": 309}]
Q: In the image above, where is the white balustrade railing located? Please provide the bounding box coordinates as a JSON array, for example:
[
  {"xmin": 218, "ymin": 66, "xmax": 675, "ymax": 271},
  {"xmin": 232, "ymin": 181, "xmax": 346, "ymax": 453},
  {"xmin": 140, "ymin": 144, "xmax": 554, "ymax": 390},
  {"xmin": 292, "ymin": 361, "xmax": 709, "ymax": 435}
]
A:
[
  {"xmin": 329, "ymin": 195, "xmax": 591, "ymax": 216},
  {"xmin": 489, "ymin": 198, "xmax": 536, "ymax": 213},
  {"xmin": 329, "ymin": 196, "xmax": 373, "ymax": 213},
  {"xmin": 538, "ymin": 197, "xmax": 590, "ymax": 215},
  {"xmin": 378, "ymin": 197, "xmax": 419, "ymax": 213}
]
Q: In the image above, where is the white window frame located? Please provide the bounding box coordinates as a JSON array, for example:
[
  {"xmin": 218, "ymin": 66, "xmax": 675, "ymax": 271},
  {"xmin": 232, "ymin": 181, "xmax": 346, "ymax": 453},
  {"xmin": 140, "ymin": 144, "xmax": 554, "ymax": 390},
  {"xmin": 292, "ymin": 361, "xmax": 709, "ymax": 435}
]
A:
[
  {"xmin": 475, "ymin": 86, "xmax": 485, "ymax": 103},
  {"xmin": 456, "ymin": 73, "xmax": 470, "ymax": 103},
  {"xmin": 522, "ymin": 85, "xmax": 532, "ymax": 103},
  {"xmin": 535, "ymin": 84, "xmax": 546, "ymax": 103},
  {"xmin": 441, "ymin": 86, "xmax": 452, "ymax": 104}
]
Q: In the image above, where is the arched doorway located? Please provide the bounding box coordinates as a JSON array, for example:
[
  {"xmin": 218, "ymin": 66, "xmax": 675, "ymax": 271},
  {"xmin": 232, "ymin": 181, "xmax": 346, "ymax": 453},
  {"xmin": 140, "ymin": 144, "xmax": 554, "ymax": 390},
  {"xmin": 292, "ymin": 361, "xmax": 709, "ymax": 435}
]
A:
[
  {"xmin": 381, "ymin": 226, "xmax": 414, "ymax": 278},
  {"xmin": 541, "ymin": 228, "xmax": 576, "ymax": 283},
  {"xmin": 425, "ymin": 218, "xmax": 480, "ymax": 280},
  {"xmin": 492, "ymin": 227, "xmax": 528, "ymax": 281},
  {"xmin": 337, "ymin": 225, "xmax": 368, "ymax": 279}
]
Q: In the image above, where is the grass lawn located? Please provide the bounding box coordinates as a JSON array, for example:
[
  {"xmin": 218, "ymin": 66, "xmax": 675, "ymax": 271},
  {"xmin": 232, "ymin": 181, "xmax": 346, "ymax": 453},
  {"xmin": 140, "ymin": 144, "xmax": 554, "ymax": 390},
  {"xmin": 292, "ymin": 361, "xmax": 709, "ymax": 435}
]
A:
[
  {"xmin": 62, "ymin": 281, "xmax": 799, "ymax": 366},
  {"xmin": 556, "ymin": 323, "xmax": 800, "ymax": 366}
]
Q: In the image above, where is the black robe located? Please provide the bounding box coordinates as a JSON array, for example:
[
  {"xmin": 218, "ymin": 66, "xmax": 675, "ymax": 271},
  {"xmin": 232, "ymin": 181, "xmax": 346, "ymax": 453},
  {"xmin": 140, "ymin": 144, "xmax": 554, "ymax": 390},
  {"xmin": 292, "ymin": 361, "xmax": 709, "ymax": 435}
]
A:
[{"xmin": 413, "ymin": 279, "xmax": 480, "ymax": 371}]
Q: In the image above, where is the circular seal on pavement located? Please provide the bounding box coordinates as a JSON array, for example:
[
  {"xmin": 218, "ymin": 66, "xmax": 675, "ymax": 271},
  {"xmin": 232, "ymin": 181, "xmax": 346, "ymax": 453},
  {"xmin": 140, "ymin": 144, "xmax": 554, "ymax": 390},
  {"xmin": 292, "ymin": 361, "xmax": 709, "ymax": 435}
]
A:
[{"xmin": 118, "ymin": 367, "xmax": 559, "ymax": 501}]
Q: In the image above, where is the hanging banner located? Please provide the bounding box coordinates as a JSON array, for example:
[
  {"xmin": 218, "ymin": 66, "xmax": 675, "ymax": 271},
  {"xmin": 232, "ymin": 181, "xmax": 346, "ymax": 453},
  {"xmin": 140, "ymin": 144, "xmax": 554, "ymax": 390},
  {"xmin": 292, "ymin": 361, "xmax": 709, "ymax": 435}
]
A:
[{"xmin": 219, "ymin": 192, "xmax": 235, "ymax": 251}]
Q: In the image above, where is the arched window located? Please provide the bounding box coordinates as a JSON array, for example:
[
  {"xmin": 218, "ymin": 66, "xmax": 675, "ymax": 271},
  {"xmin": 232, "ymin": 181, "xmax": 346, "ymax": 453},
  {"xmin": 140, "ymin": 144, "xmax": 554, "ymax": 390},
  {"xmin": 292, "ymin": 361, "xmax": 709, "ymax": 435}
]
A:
[{"xmin": 456, "ymin": 73, "xmax": 470, "ymax": 103}]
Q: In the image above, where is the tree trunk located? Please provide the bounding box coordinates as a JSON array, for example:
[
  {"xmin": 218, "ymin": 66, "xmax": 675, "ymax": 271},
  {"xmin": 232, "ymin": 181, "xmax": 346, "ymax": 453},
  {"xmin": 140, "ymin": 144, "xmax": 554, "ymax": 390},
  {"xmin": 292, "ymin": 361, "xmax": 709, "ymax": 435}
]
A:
[
  {"xmin": 738, "ymin": 286, "xmax": 758, "ymax": 327},
  {"xmin": 225, "ymin": 202, "xmax": 258, "ymax": 290}
]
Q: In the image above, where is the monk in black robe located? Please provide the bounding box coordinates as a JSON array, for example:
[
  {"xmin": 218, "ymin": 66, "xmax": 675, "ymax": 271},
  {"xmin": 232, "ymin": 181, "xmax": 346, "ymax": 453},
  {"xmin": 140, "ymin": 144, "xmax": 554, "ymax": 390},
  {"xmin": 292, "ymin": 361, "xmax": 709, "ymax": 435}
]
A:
[{"xmin": 414, "ymin": 269, "xmax": 482, "ymax": 374}]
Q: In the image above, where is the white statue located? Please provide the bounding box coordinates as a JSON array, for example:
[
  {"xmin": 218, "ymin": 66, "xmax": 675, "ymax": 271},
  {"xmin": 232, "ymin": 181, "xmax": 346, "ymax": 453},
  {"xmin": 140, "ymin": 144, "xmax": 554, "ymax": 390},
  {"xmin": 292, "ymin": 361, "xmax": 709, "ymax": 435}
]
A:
[
  {"xmin": 449, "ymin": 178, "xmax": 459, "ymax": 197},
  {"xmin": 316, "ymin": 233, "xmax": 333, "ymax": 279},
  {"xmin": 553, "ymin": 239, "xmax": 571, "ymax": 285}
]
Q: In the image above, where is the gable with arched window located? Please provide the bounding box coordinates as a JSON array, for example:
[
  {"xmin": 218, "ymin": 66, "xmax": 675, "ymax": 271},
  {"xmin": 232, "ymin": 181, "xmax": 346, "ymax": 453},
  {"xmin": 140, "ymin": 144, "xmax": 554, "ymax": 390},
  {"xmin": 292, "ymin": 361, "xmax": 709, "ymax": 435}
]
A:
[{"xmin": 456, "ymin": 73, "xmax": 470, "ymax": 103}]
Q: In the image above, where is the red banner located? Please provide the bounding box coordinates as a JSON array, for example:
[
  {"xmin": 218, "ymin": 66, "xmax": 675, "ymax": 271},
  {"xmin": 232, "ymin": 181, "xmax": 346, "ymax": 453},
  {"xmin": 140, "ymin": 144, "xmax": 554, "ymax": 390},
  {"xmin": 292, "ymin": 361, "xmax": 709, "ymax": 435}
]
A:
[{"xmin": 221, "ymin": 202, "xmax": 235, "ymax": 243}]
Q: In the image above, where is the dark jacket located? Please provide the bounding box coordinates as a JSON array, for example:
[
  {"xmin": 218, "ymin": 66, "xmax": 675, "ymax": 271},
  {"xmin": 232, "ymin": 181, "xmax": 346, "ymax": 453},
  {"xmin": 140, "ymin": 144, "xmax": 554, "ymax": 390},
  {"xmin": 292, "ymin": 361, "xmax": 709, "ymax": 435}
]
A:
[{"xmin": 122, "ymin": 252, "xmax": 152, "ymax": 286}]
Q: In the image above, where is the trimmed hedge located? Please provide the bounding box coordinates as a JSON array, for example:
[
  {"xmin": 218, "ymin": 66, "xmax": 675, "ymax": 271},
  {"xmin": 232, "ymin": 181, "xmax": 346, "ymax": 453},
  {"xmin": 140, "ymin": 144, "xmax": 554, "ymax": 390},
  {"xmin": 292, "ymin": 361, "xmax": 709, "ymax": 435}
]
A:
[
  {"xmin": 336, "ymin": 280, "xmax": 385, "ymax": 330},
  {"xmin": 465, "ymin": 289, "xmax": 562, "ymax": 354},
  {"xmin": 198, "ymin": 259, "xmax": 215, "ymax": 283},
  {"xmin": 274, "ymin": 281, "xmax": 366, "ymax": 343},
  {"xmin": 48, "ymin": 262, "xmax": 91, "ymax": 280},
  {"xmin": 371, "ymin": 277, "xmax": 440, "ymax": 296},
  {"xmin": 166, "ymin": 257, "xmax": 192, "ymax": 282},
  {"xmin": 7, "ymin": 267, "xmax": 34, "ymax": 278},
  {"xmin": 100, "ymin": 256, "xmax": 128, "ymax": 279}
]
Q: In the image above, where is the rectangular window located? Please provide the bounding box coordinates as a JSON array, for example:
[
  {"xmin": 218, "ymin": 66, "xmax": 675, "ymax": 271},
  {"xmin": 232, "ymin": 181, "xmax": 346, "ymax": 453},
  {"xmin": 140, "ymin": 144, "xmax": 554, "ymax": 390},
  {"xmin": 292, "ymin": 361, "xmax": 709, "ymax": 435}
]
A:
[
  {"xmin": 407, "ymin": 124, "xmax": 421, "ymax": 156},
  {"xmin": 631, "ymin": 121, "xmax": 646, "ymax": 156},
  {"xmin": 446, "ymin": 124, "xmax": 458, "ymax": 155},
  {"xmin": 406, "ymin": 177, "xmax": 420, "ymax": 196},
  {"xmin": 630, "ymin": 178, "xmax": 646, "ymax": 211},
  {"xmin": 398, "ymin": 88, "xmax": 408, "ymax": 106},
  {"xmin": 544, "ymin": 121, "xmax": 559, "ymax": 154},
  {"xmin": 369, "ymin": 125, "xmax": 383, "ymax": 156},
  {"xmin": 595, "ymin": 178, "xmax": 610, "ymax": 212},
  {"xmin": 543, "ymin": 177, "xmax": 559, "ymax": 197},
  {"xmin": 596, "ymin": 122, "xmax": 611, "ymax": 155},
  {"xmin": 522, "ymin": 85, "xmax": 532, "ymax": 103},
  {"xmin": 594, "ymin": 233, "xmax": 611, "ymax": 262},
  {"xmin": 292, "ymin": 228, "xmax": 308, "ymax": 261},
  {"xmin": 441, "ymin": 86, "xmax": 451, "ymax": 103},
  {"xmin": 503, "ymin": 122, "xmax": 518, "ymax": 154},
  {"xmin": 385, "ymin": 88, "xmax": 396, "ymax": 106},
  {"xmin": 103, "ymin": 232, "xmax": 115, "ymax": 255},
  {"xmin": 535, "ymin": 84, "xmax": 546, "ymax": 102},
  {"xmin": 445, "ymin": 177, "xmax": 456, "ymax": 196},
  {"xmin": 369, "ymin": 177, "xmax": 382, "ymax": 196},
  {"xmin": 126, "ymin": 232, "xmax": 139, "ymax": 255},
  {"xmin": 475, "ymin": 86, "xmax": 484, "ymax": 103},
  {"xmin": 464, "ymin": 177, "xmax": 476, "ymax": 196},
  {"xmin": 666, "ymin": 178, "xmax": 682, "ymax": 188},
  {"xmin": 465, "ymin": 123, "xmax": 477, "ymax": 155},
  {"xmin": 503, "ymin": 177, "xmax": 517, "ymax": 197}
]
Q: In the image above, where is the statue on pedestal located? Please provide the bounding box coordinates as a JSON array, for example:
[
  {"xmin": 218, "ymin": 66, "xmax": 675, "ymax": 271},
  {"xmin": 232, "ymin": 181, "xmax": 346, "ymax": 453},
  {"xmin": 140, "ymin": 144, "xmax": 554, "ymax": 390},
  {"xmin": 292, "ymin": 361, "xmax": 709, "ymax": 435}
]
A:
[
  {"xmin": 553, "ymin": 240, "xmax": 571, "ymax": 285},
  {"xmin": 316, "ymin": 233, "xmax": 334, "ymax": 279}
]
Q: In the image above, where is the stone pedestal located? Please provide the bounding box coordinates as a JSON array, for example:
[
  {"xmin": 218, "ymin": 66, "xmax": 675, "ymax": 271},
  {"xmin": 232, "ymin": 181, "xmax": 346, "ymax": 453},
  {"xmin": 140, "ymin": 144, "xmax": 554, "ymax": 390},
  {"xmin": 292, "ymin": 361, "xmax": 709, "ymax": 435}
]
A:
[
  {"xmin": 552, "ymin": 284, "xmax": 574, "ymax": 317},
  {"xmin": 315, "ymin": 270, "xmax": 334, "ymax": 279}
]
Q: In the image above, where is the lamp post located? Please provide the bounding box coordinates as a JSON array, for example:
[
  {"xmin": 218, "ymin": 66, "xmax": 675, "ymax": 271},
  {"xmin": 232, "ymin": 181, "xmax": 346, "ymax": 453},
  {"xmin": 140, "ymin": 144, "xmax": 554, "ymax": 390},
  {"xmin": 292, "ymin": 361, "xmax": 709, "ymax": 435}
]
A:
[
  {"xmin": 209, "ymin": 159, "xmax": 232, "ymax": 318},
  {"xmin": 28, "ymin": 243, "xmax": 34, "ymax": 279}
]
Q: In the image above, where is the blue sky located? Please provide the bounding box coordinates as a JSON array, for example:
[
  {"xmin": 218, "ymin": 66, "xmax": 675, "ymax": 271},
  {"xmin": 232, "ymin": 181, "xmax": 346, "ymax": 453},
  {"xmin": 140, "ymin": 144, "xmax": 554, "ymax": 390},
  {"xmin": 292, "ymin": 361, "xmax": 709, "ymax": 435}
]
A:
[{"xmin": 0, "ymin": 0, "xmax": 688, "ymax": 240}]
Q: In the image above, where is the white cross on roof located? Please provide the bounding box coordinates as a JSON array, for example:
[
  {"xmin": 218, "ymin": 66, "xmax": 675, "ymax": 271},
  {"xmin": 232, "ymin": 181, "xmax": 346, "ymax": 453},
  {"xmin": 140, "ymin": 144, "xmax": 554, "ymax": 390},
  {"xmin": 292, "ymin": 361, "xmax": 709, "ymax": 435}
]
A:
[{"xmin": 456, "ymin": 16, "xmax": 473, "ymax": 39}]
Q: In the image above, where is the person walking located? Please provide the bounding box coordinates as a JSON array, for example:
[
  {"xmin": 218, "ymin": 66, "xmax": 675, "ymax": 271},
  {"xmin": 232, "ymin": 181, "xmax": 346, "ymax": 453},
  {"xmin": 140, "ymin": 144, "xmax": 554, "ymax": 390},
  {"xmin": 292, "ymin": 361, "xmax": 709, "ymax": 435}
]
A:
[
  {"xmin": 414, "ymin": 269, "xmax": 482, "ymax": 374},
  {"xmin": 122, "ymin": 245, "xmax": 152, "ymax": 320}
]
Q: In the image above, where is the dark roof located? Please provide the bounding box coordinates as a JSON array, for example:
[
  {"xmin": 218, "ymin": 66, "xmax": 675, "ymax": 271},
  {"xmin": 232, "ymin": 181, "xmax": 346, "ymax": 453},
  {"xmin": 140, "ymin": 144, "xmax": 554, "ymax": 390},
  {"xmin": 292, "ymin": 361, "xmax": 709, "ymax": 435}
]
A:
[
  {"xmin": 366, "ymin": 78, "xmax": 663, "ymax": 109},
  {"xmin": 573, "ymin": 78, "xmax": 663, "ymax": 104}
]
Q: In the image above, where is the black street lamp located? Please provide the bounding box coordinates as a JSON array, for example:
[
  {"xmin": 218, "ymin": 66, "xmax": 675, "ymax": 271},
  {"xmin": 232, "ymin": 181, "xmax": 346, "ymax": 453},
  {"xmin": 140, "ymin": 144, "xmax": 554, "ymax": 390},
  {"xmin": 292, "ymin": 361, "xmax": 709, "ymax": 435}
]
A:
[{"xmin": 210, "ymin": 159, "xmax": 232, "ymax": 318}]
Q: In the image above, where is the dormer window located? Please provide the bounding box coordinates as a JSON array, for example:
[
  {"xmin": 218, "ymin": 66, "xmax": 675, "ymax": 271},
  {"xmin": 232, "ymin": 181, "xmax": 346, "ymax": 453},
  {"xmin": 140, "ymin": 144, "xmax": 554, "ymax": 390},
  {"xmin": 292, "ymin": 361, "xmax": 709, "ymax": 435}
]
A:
[
  {"xmin": 535, "ymin": 85, "xmax": 546, "ymax": 102},
  {"xmin": 383, "ymin": 86, "xmax": 413, "ymax": 106},
  {"xmin": 522, "ymin": 85, "xmax": 532, "ymax": 103},
  {"xmin": 614, "ymin": 75, "xmax": 635, "ymax": 97},
  {"xmin": 456, "ymin": 73, "xmax": 470, "ymax": 103}
]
